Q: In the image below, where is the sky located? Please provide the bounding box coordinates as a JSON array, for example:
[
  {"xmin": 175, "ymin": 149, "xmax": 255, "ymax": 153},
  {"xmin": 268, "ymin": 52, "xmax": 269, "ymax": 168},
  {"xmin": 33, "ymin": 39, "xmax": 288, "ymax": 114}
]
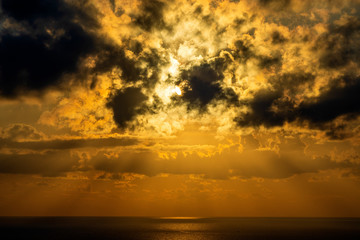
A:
[{"xmin": 0, "ymin": 0, "xmax": 360, "ymax": 217}]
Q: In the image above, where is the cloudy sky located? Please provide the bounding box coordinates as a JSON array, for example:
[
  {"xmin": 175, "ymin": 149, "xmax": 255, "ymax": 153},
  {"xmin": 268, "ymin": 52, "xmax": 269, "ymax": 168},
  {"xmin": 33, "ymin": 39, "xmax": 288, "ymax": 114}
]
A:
[{"xmin": 1, "ymin": 0, "xmax": 360, "ymax": 217}]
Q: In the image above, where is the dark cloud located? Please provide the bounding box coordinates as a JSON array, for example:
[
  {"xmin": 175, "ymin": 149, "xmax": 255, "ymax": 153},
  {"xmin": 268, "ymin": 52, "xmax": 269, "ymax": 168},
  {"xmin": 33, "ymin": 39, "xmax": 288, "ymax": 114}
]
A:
[
  {"xmin": 0, "ymin": 0, "xmax": 100, "ymax": 97},
  {"xmin": 1, "ymin": 0, "xmax": 100, "ymax": 29},
  {"xmin": 193, "ymin": 6, "xmax": 203, "ymax": 15},
  {"xmin": 258, "ymin": 0, "xmax": 291, "ymax": 10},
  {"xmin": 233, "ymin": 38, "xmax": 284, "ymax": 70},
  {"xmin": 181, "ymin": 64, "xmax": 223, "ymax": 108},
  {"xmin": 316, "ymin": 16, "xmax": 360, "ymax": 69},
  {"xmin": 0, "ymin": 151, "xmax": 80, "ymax": 176},
  {"xmin": 94, "ymin": 41, "xmax": 163, "ymax": 89},
  {"xmin": 0, "ymin": 0, "xmax": 167, "ymax": 130},
  {"xmin": 0, "ymin": 30, "xmax": 96, "ymax": 97},
  {"xmin": 234, "ymin": 38, "xmax": 284, "ymax": 70},
  {"xmin": 272, "ymin": 72, "xmax": 315, "ymax": 94},
  {"xmin": 1, "ymin": 124, "xmax": 44, "ymax": 141},
  {"xmin": 236, "ymin": 89, "xmax": 288, "ymax": 127},
  {"xmin": 0, "ymin": 0, "xmax": 164, "ymax": 99},
  {"xmin": 236, "ymin": 73, "xmax": 360, "ymax": 137},
  {"xmin": 233, "ymin": 18, "xmax": 246, "ymax": 28},
  {"xmin": 236, "ymin": 73, "xmax": 314, "ymax": 127},
  {"xmin": 97, "ymin": 172, "xmax": 135, "ymax": 180},
  {"xmin": 271, "ymin": 31, "xmax": 287, "ymax": 44},
  {"xmin": 89, "ymin": 143, "xmax": 353, "ymax": 179},
  {"xmin": 108, "ymin": 0, "xmax": 124, "ymax": 18},
  {"xmin": 257, "ymin": 55, "xmax": 282, "ymax": 69},
  {"xmin": 179, "ymin": 63, "xmax": 239, "ymax": 110},
  {"xmin": 109, "ymin": 0, "xmax": 116, "ymax": 13},
  {"xmin": 0, "ymin": 136, "xmax": 139, "ymax": 150},
  {"xmin": 234, "ymin": 16, "xmax": 360, "ymax": 135},
  {"xmin": 298, "ymin": 75, "xmax": 360, "ymax": 124},
  {"xmin": 92, "ymin": 150, "xmax": 159, "ymax": 176},
  {"xmin": 2, "ymin": 0, "xmax": 66, "ymax": 23},
  {"xmin": 0, "ymin": 137, "xmax": 355, "ymax": 179},
  {"xmin": 325, "ymin": 124, "xmax": 352, "ymax": 140},
  {"xmin": 137, "ymin": 48, "xmax": 164, "ymax": 88},
  {"xmin": 93, "ymin": 45, "xmax": 141, "ymax": 83},
  {"xmin": 106, "ymin": 87, "xmax": 148, "ymax": 129},
  {"xmin": 134, "ymin": 0, "xmax": 166, "ymax": 31},
  {"xmin": 233, "ymin": 39, "xmax": 254, "ymax": 62}
]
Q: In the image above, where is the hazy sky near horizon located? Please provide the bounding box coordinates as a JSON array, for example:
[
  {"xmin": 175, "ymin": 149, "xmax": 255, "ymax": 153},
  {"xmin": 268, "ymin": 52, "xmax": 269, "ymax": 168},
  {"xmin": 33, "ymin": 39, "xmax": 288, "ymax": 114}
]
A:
[{"xmin": 1, "ymin": 0, "xmax": 360, "ymax": 216}]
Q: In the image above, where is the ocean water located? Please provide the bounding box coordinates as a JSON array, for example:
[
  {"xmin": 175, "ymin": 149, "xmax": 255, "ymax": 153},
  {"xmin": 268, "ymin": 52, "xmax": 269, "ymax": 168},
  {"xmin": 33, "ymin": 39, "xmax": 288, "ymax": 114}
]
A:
[{"xmin": 0, "ymin": 217, "xmax": 359, "ymax": 240}]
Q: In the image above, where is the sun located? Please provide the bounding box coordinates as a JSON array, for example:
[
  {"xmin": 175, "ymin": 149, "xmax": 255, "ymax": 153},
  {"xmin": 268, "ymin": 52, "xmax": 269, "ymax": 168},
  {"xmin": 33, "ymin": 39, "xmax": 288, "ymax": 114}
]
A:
[
  {"xmin": 173, "ymin": 86, "xmax": 182, "ymax": 96},
  {"xmin": 154, "ymin": 85, "xmax": 182, "ymax": 104}
]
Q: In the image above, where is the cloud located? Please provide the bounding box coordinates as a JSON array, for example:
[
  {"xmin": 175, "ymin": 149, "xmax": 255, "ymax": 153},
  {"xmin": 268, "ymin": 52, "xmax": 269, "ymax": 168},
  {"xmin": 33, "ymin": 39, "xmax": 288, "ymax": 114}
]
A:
[
  {"xmin": 316, "ymin": 16, "xmax": 360, "ymax": 69},
  {"xmin": 1, "ymin": 0, "xmax": 360, "ymax": 139},
  {"xmin": 89, "ymin": 132, "xmax": 360, "ymax": 179},
  {"xmin": 236, "ymin": 74, "xmax": 360, "ymax": 138},
  {"xmin": 92, "ymin": 40, "xmax": 164, "ymax": 86},
  {"xmin": 0, "ymin": 151, "xmax": 80, "ymax": 176},
  {"xmin": 92, "ymin": 150, "xmax": 159, "ymax": 176},
  {"xmin": 0, "ymin": 124, "xmax": 44, "ymax": 141},
  {"xmin": 0, "ymin": 0, "xmax": 163, "ymax": 98},
  {"xmin": 106, "ymin": 87, "xmax": 148, "ymax": 129},
  {"xmin": 298, "ymin": 75, "xmax": 360, "ymax": 125},
  {"xmin": 236, "ymin": 89, "xmax": 287, "ymax": 127},
  {"xmin": 0, "ymin": 136, "xmax": 139, "ymax": 150},
  {"xmin": 179, "ymin": 63, "xmax": 238, "ymax": 110},
  {"xmin": 258, "ymin": 0, "xmax": 291, "ymax": 10},
  {"xmin": 235, "ymin": 72, "xmax": 314, "ymax": 127},
  {"xmin": 133, "ymin": 0, "xmax": 167, "ymax": 31},
  {"xmin": 0, "ymin": 127, "xmax": 358, "ymax": 179},
  {"xmin": 271, "ymin": 31, "xmax": 288, "ymax": 44},
  {"xmin": 0, "ymin": 0, "xmax": 101, "ymax": 97},
  {"xmin": 231, "ymin": 13, "xmax": 360, "ymax": 136},
  {"xmin": 88, "ymin": 143, "xmax": 355, "ymax": 179}
]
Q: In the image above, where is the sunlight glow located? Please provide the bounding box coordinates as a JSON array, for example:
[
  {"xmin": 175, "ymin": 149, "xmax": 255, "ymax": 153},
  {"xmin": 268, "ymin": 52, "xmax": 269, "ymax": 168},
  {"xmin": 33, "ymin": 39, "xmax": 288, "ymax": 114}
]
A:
[
  {"xmin": 168, "ymin": 55, "xmax": 180, "ymax": 76},
  {"xmin": 174, "ymin": 86, "xmax": 182, "ymax": 96},
  {"xmin": 155, "ymin": 85, "xmax": 182, "ymax": 104}
]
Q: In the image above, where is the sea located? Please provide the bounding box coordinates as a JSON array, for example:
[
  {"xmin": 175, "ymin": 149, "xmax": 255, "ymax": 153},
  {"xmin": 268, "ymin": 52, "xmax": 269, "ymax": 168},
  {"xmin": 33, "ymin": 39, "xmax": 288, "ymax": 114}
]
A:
[{"xmin": 0, "ymin": 217, "xmax": 360, "ymax": 240}]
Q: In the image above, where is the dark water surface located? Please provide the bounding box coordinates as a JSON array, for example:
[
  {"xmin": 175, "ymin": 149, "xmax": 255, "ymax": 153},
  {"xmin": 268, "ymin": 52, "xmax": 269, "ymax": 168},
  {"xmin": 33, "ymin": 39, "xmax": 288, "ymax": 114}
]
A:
[{"xmin": 0, "ymin": 217, "xmax": 359, "ymax": 240}]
